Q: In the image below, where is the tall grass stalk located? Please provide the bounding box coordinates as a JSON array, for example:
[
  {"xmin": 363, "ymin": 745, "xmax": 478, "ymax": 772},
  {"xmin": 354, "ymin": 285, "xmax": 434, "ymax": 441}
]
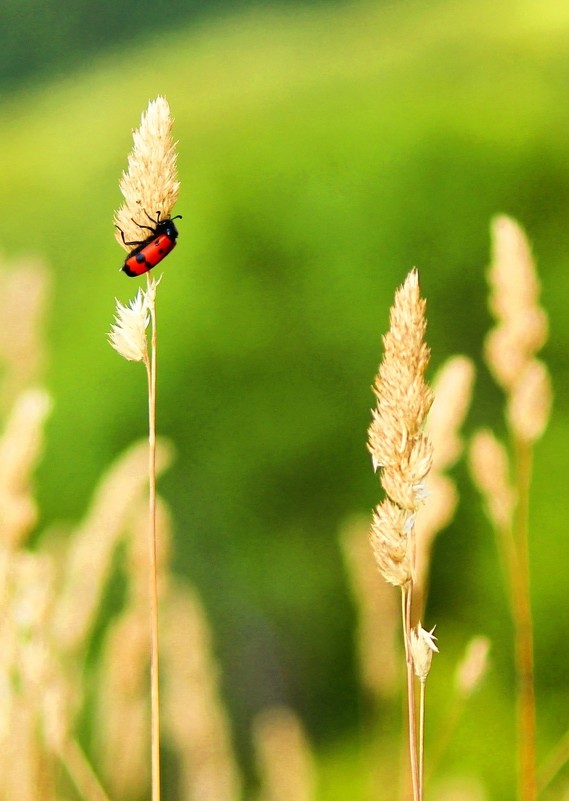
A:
[
  {"xmin": 109, "ymin": 96, "xmax": 180, "ymax": 801},
  {"xmin": 145, "ymin": 281, "xmax": 161, "ymax": 801},
  {"xmin": 471, "ymin": 216, "xmax": 552, "ymax": 801},
  {"xmin": 367, "ymin": 269, "xmax": 436, "ymax": 801},
  {"xmin": 410, "ymin": 625, "xmax": 437, "ymax": 800},
  {"xmin": 402, "ymin": 588, "xmax": 419, "ymax": 800},
  {"xmin": 59, "ymin": 739, "xmax": 112, "ymax": 801},
  {"xmin": 512, "ymin": 437, "xmax": 536, "ymax": 801}
]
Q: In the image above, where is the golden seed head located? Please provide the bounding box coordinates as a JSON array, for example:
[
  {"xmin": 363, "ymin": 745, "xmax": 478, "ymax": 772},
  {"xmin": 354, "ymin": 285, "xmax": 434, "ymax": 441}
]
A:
[
  {"xmin": 161, "ymin": 584, "xmax": 242, "ymax": 801},
  {"xmin": 108, "ymin": 289, "xmax": 149, "ymax": 362},
  {"xmin": 507, "ymin": 359, "xmax": 552, "ymax": 443},
  {"xmin": 414, "ymin": 473, "xmax": 458, "ymax": 600},
  {"xmin": 455, "ymin": 636, "xmax": 491, "ymax": 696},
  {"xmin": 410, "ymin": 623, "xmax": 438, "ymax": 682},
  {"xmin": 53, "ymin": 438, "xmax": 174, "ymax": 651},
  {"xmin": 367, "ymin": 270, "xmax": 434, "ymax": 586},
  {"xmin": 485, "ymin": 215, "xmax": 548, "ymax": 391},
  {"xmin": 469, "ymin": 429, "xmax": 515, "ymax": 530},
  {"xmin": 369, "ymin": 500, "xmax": 414, "ymax": 587},
  {"xmin": 427, "ymin": 356, "xmax": 476, "ymax": 472},
  {"xmin": 380, "ymin": 453, "xmax": 430, "ymax": 510},
  {"xmin": 253, "ymin": 707, "xmax": 315, "ymax": 801},
  {"xmin": 0, "ymin": 389, "xmax": 52, "ymax": 548},
  {"xmin": 114, "ymin": 96, "xmax": 180, "ymax": 250},
  {"xmin": 368, "ymin": 270, "xmax": 433, "ymax": 481},
  {"xmin": 0, "ymin": 257, "xmax": 50, "ymax": 409},
  {"xmin": 411, "ymin": 355, "xmax": 475, "ymax": 618},
  {"xmin": 339, "ymin": 516, "xmax": 400, "ymax": 698}
]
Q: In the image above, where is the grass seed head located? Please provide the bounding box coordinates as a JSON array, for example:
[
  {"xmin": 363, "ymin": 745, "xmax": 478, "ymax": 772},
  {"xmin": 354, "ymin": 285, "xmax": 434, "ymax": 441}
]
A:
[
  {"xmin": 410, "ymin": 623, "xmax": 438, "ymax": 682},
  {"xmin": 469, "ymin": 429, "xmax": 515, "ymax": 531},
  {"xmin": 427, "ymin": 356, "xmax": 475, "ymax": 472},
  {"xmin": 340, "ymin": 516, "xmax": 400, "ymax": 698},
  {"xmin": 114, "ymin": 96, "xmax": 180, "ymax": 250},
  {"xmin": 0, "ymin": 257, "xmax": 50, "ymax": 409},
  {"xmin": 368, "ymin": 270, "xmax": 433, "ymax": 586},
  {"xmin": 253, "ymin": 707, "xmax": 315, "ymax": 801},
  {"xmin": 370, "ymin": 500, "xmax": 414, "ymax": 587},
  {"xmin": 0, "ymin": 389, "xmax": 52, "ymax": 548},
  {"xmin": 455, "ymin": 636, "xmax": 491, "ymax": 697},
  {"xmin": 485, "ymin": 215, "xmax": 548, "ymax": 391},
  {"xmin": 108, "ymin": 289, "xmax": 149, "ymax": 362},
  {"xmin": 507, "ymin": 359, "xmax": 552, "ymax": 443}
]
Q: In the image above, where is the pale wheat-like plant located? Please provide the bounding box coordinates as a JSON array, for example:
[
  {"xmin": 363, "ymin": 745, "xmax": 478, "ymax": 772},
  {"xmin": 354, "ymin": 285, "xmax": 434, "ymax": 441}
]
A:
[
  {"xmin": 0, "ymin": 257, "xmax": 50, "ymax": 411},
  {"xmin": 109, "ymin": 95, "xmax": 180, "ymax": 801},
  {"xmin": 0, "ymin": 255, "xmax": 242, "ymax": 801},
  {"xmin": 253, "ymin": 706, "xmax": 316, "ymax": 801},
  {"xmin": 343, "ymin": 355, "xmax": 475, "ymax": 796},
  {"xmin": 414, "ymin": 355, "xmax": 475, "ymax": 620},
  {"xmin": 470, "ymin": 216, "xmax": 552, "ymax": 801},
  {"xmin": 367, "ymin": 269, "xmax": 436, "ymax": 801},
  {"xmin": 340, "ymin": 515, "xmax": 400, "ymax": 703}
]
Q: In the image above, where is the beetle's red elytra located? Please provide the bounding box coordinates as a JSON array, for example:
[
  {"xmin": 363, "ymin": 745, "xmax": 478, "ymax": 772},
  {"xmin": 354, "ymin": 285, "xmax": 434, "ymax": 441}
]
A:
[{"xmin": 116, "ymin": 211, "xmax": 182, "ymax": 277}]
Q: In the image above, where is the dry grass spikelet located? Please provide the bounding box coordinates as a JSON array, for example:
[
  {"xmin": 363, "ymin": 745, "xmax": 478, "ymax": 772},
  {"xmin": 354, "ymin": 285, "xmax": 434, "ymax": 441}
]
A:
[
  {"xmin": 0, "ymin": 257, "xmax": 50, "ymax": 409},
  {"xmin": 414, "ymin": 356, "xmax": 475, "ymax": 610},
  {"xmin": 114, "ymin": 96, "xmax": 180, "ymax": 249},
  {"xmin": 367, "ymin": 269, "xmax": 433, "ymax": 587},
  {"xmin": 0, "ymin": 549, "xmax": 76, "ymax": 801},
  {"xmin": 485, "ymin": 215, "xmax": 548, "ymax": 390},
  {"xmin": 410, "ymin": 623, "xmax": 438, "ymax": 682},
  {"xmin": 426, "ymin": 356, "xmax": 475, "ymax": 473},
  {"xmin": 507, "ymin": 359, "xmax": 552, "ymax": 443},
  {"xmin": 0, "ymin": 389, "xmax": 52, "ymax": 549},
  {"xmin": 253, "ymin": 706, "xmax": 316, "ymax": 801},
  {"xmin": 161, "ymin": 584, "xmax": 241, "ymax": 801},
  {"xmin": 455, "ymin": 636, "xmax": 491, "ymax": 697},
  {"xmin": 108, "ymin": 288, "xmax": 150, "ymax": 362},
  {"xmin": 478, "ymin": 216, "xmax": 547, "ymax": 801},
  {"xmin": 469, "ymin": 429, "xmax": 515, "ymax": 531},
  {"xmin": 95, "ymin": 606, "xmax": 151, "ymax": 800},
  {"xmin": 53, "ymin": 438, "xmax": 174, "ymax": 651},
  {"xmin": 339, "ymin": 516, "xmax": 399, "ymax": 699},
  {"xmin": 369, "ymin": 500, "xmax": 415, "ymax": 586},
  {"xmin": 94, "ymin": 494, "xmax": 175, "ymax": 800},
  {"xmin": 485, "ymin": 215, "xmax": 552, "ymax": 442},
  {"xmin": 125, "ymin": 496, "xmax": 173, "ymax": 605}
]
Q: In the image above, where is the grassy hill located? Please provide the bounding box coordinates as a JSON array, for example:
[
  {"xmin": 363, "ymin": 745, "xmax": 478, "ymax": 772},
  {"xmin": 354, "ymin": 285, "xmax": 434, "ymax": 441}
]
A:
[{"xmin": 1, "ymin": 0, "xmax": 569, "ymax": 796}]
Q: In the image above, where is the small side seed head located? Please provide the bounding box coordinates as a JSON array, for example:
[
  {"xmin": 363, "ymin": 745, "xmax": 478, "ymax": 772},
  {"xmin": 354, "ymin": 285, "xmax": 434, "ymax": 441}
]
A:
[{"xmin": 410, "ymin": 623, "xmax": 439, "ymax": 682}]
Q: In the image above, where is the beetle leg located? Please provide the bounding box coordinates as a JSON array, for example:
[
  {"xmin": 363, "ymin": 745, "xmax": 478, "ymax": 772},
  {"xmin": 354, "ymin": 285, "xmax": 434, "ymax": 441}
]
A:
[
  {"xmin": 115, "ymin": 225, "xmax": 145, "ymax": 247},
  {"xmin": 142, "ymin": 209, "xmax": 161, "ymax": 226}
]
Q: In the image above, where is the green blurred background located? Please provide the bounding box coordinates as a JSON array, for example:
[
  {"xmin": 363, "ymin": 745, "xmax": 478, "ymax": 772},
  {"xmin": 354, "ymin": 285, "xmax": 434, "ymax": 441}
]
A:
[{"xmin": 1, "ymin": 0, "xmax": 569, "ymax": 797}]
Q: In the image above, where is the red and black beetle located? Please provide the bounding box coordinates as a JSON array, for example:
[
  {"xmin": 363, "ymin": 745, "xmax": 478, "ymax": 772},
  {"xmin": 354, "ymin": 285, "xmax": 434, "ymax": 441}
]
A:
[{"xmin": 116, "ymin": 211, "xmax": 182, "ymax": 277}]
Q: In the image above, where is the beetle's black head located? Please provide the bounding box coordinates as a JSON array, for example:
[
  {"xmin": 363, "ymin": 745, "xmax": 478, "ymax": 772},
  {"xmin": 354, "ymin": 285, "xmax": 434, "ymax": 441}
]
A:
[{"xmin": 156, "ymin": 214, "xmax": 182, "ymax": 240}]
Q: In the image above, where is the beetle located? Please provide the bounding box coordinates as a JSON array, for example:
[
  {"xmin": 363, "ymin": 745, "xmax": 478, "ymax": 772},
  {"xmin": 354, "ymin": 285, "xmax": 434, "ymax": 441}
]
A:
[{"xmin": 116, "ymin": 211, "xmax": 182, "ymax": 277}]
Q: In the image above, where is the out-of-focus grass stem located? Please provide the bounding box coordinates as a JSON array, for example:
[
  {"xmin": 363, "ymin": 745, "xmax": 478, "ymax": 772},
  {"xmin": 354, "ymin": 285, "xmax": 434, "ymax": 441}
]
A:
[{"xmin": 512, "ymin": 436, "xmax": 536, "ymax": 801}]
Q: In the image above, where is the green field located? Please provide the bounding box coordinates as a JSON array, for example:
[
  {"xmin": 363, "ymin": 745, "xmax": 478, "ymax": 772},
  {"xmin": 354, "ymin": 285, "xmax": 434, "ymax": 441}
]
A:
[{"xmin": 1, "ymin": 0, "xmax": 569, "ymax": 798}]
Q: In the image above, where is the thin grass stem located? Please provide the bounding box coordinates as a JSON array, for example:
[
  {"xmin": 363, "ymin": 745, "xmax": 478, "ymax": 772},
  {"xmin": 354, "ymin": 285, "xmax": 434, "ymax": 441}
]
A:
[
  {"xmin": 537, "ymin": 728, "xmax": 569, "ymax": 793},
  {"xmin": 418, "ymin": 680, "xmax": 426, "ymax": 801},
  {"xmin": 59, "ymin": 738, "xmax": 113, "ymax": 801},
  {"xmin": 402, "ymin": 585, "xmax": 420, "ymax": 801},
  {"xmin": 512, "ymin": 437, "xmax": 536, "ymax": 801},
  {"xmin": 145, "ymin": 275, "xmax": 161, "ymax": 801}
]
